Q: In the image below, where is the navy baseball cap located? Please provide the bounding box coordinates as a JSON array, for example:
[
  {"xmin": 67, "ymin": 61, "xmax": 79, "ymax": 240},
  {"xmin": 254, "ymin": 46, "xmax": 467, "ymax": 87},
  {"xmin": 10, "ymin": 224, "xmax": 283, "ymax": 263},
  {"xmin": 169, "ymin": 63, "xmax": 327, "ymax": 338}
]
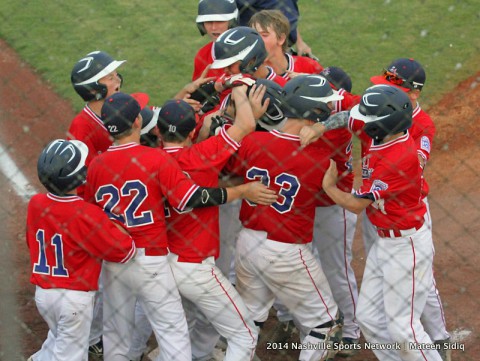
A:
[
  {"xmin": 157, "ymin": 100, "xmax": 197, "ymax": 138},
  {"xmin": 371, "ymin": 58, "xmax": 426, "ymax": 92},
  {"xmin": 320, "ymin": 66, "xmax": 353, "ymax": 93},
  {"xmin": 101, "ymin": 92, "xmax": 148, "ymax": 135}
]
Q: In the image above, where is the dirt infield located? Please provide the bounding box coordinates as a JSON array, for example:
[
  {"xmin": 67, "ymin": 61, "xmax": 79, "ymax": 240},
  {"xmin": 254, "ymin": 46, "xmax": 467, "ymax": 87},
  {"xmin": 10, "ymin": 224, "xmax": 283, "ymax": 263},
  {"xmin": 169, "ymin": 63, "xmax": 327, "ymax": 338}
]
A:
[{"xmin": 1, "ymin": 37, "xmax": 478, "ymax": 360}]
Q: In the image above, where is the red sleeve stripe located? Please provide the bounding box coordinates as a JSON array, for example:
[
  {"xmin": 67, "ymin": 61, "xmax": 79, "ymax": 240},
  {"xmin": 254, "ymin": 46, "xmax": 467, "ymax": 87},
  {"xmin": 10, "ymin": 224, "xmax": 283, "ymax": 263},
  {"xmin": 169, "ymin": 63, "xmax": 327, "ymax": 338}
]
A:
[
  {"xmin": 177, "ymin": 185, "xmax": 200, "ymax": 211},
  {"xmin": 220, "ymin": 126, "xmax": 240, "ymax": 150}
]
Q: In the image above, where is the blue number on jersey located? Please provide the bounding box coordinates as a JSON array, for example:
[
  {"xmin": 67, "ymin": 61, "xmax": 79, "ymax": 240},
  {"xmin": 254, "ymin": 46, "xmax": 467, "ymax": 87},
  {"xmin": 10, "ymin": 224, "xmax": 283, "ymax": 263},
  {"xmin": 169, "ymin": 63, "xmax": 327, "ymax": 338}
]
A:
[
  {"xmin": 246, "ymin": 168, "xmax": 300, "ymax": 213},
  {"xmin": 33, "ymin": 230, "xmax": 68, "ymax": 277},
  {"xmin": 96, "ymin": 181, "xmax": 153, "ymax": 227}
]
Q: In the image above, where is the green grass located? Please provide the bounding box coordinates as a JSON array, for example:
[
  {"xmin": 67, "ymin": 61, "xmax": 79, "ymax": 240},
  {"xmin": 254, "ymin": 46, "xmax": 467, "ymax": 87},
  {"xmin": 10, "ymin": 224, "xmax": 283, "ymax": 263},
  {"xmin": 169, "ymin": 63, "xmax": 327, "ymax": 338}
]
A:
[{"xmin": 0, "ymin": 0, "xmax": 478, "ymax": 111}]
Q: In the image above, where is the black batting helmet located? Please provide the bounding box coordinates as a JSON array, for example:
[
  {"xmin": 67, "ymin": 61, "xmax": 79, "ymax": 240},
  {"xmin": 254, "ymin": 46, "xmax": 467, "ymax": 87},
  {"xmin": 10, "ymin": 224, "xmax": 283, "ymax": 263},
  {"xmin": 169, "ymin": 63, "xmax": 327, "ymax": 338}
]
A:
[
  {"xmin": 282, "ymin": 74, "xmax": 344, "ymax": 122},
  {"xmin": 248, "ymin": 79, "xmax": 287, "ymax": 130},
  {"xmin": 71, "ymin": 51, "xmax": 126, "ymax": 101},
  {"xmin": 350, "ymin": 84, "xmax": 413, "ymax": 142},
  {"xmin": 196, "ymin": 0, "xmax": 239, "ymax": 36},
  {"xmin": 210, "ymin": 26, "xmax": 267, "ymax": 74},
  {"xmin": 37, "ymin": 139, "xmax": 89, "ymax": 195}
]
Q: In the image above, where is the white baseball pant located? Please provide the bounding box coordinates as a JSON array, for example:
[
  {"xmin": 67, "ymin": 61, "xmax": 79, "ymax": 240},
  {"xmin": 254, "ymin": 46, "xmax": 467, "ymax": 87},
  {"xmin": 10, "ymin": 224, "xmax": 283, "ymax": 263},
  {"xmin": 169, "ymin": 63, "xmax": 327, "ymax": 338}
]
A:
[
  {"xmin": 356, "ymin": 223, "xmax": 442, "ymax": 361},
  {"xmin": 30, "ymin": 287, "xmax": 95, "ymax": 361},
  {"xmin": 235, "ymin": 227, "xmax": 340, "ymax": 361},
  {"xmin": 102, "ymin": 248, "xmax": 191, "ymax": 361},
  {"xmin": 362, "ymin": 198, "xmax": 450, "ymax": 342},
  {"xmin": 313, "ymin": 205, "xmax": 360, "ymax": 340},
  {"xmin": 169, "ymin": 253, "xmax": 258, "ymax": 361}
]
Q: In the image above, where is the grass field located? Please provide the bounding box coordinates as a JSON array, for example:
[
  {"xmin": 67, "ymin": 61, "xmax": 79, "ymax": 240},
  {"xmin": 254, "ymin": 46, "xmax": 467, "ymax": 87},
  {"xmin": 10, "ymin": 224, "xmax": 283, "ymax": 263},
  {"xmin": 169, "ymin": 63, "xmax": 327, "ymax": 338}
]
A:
[{"xmin": 0, "ymin": 0, "xmax": 478, "ymax": 111}]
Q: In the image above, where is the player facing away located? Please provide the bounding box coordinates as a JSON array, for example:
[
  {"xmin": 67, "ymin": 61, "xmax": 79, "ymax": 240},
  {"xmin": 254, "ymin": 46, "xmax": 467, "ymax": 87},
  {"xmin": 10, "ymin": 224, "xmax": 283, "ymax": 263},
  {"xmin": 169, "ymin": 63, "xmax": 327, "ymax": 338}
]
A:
[
  {"xmin": 84, "ymin": 92, "xmax": 275, "ymax": 361},
  {"xmin": 159, "ymin": 86, "xmax": 275, "ymax": 361},
  {"xmin": 248, "ymin": 9, "xmax": 323, "ymax": 81},
  {"xmin": 320, "ymin": 85, "xmax": 443, "ymax": 360},
  {"xmin": 26, "ymin": 139, "xmax": 136, "ymax": 361},
  {"xmin": 226, "ymin": 74, "xmax": 344, "ymax": 361}
]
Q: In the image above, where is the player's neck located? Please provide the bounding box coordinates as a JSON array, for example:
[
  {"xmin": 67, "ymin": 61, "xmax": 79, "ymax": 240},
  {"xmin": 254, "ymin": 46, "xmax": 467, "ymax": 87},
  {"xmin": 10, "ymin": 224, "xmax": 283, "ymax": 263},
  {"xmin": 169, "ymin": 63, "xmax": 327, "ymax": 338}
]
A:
[
  {"xmin": 87, "ymin": 99, "xmax": 104, "ymax": 116},
  {"xmin": 280, "ymin": 118, "xmax": 310, "ymax": 135},
  {"xmin": 381, "ymin": 131, "xmax": 406, "ymax": 144},
  {"xmin": 265, "ymin": 51, "xmax": 288, "ymax": 75},
  {"xmin": 115, "ymin": 133, "xmax": 140, "ymax": 145}
]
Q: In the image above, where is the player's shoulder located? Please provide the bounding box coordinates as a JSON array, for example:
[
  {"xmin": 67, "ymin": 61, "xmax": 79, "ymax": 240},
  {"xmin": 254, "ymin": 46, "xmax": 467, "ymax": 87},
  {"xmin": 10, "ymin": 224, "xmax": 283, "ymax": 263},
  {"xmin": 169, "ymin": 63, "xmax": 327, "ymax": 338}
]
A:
[{"xmin": 291, "ymin": 55, "xmax": 323, "ymax": 73}]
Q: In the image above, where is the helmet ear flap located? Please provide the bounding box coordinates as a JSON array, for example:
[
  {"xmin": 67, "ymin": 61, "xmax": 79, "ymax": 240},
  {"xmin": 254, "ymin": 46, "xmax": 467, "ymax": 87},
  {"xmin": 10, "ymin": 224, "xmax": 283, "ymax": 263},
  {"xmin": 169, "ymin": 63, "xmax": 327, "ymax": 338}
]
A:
[{"xmin": 197, "ymin": 23, "xmax": 207, "ymax": 36}]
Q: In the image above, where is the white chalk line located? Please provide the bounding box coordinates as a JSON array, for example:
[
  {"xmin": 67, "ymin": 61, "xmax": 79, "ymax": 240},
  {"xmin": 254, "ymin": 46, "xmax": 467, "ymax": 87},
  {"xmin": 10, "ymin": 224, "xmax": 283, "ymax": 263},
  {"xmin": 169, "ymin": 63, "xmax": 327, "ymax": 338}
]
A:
[{"xmin": 0, "ymin": 142, "xmax": 37, "ymax": 202}]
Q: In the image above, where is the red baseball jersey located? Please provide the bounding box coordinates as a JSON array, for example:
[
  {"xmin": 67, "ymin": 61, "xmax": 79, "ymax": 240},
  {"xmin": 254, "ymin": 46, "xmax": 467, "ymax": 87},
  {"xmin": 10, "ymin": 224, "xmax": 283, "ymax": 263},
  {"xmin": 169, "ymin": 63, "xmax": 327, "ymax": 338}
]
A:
[
  {"xmin": 227, "ymin": 130, "xmax": 331, "ymax": 244},
  {"xmin": 164, "ymin": 127, "xmax": 240, "ymax": 262},
  {"xmin": 355, "ymin": 133, "xmax": 426, "ymax": 230},
  {"xmin": 67, "ymin": 105, "xmax": 112, "ymax": 166},
  {"xmin": 335, "ymin": 89, "xmax": 361, "ymax": 113},
  {"xmin": 67, "ymin": 106, "xmax": 112, "ymax": 197},
  {"xmin": 279, "ymin": 53, "xmax": 323, "ymax": 81},
  {"xmin": 410, "ymin": 104, "xmax": 435, "ymax": 196},
  {"xmin": 84, "ymin": 143, "xmax": 198, "ymax": 249},
  {"xmin": 192, "ymin": 42, "xmax": 226, "ymax": 81},
  {"xmin": 26, "ymin": 193, "xmax": 136, "ymax": 291}
]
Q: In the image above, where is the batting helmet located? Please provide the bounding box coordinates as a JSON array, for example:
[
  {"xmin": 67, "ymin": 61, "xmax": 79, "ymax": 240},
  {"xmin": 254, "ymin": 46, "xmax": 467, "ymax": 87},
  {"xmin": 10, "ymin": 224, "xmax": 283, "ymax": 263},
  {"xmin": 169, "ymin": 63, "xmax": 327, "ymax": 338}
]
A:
[
  {"xmin": 320, "ymin": 66, "xmax": 353, "ymax": 93},
  {"xmin": 350, "ymin": 84, "xmax": 413, "ymax": 142},
  {"xmin": 370, "ymin": 58, "xmax": 426, "ymax": 92},
  {"xmin": 196, "ymin": 0, "xmax": 239, "ymax": 36},
  {"xmin": 71, "ymin": 51, "xmax": 126, "ymax": 101},
  {"xmin": 282, "ymin": 74, "xmax": 344, "ymax": 122},
  {"xmin": 37, "ymin": 139, "xmax": 89, "ymax": 195},
  {"xmin": 248, "ymin": 79, "xmax": 287, "ymax": 130},
  {"xmin": 210, "ymin": 26, "xmax": 267, "ymax": 74}
]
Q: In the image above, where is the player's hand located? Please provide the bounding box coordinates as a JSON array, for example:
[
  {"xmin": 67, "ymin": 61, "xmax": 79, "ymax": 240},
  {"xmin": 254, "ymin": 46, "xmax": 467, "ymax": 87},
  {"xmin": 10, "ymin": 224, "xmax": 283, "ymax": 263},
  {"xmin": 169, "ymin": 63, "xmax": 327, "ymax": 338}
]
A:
[
  {"xmin": 285, "ymin": 70, "xmax": 307, "ymax": 79},
  {"xmin": 322, "ymin": 159, "xmax": 339, "ymax": 189},
  {"xmin": 182, "ymin": 93, "xmax": 203, "ymax": 113},
  {"xmin": 299, "ymin": 123, "xmax": 326, "ymax": 147},
  {"xmin": 242, "ymin": 181, "xmax": 278, "ymax": 205},
  {"xmin": 246, "ymin": 84, "xmax": 269, "ymax": 120}
]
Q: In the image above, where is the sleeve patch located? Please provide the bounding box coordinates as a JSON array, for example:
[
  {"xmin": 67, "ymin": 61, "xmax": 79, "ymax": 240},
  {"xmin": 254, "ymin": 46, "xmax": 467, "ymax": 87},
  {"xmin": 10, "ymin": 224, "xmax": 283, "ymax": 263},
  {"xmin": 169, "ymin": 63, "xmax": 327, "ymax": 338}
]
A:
[
  {"xmin": 370, "ymin": 179, "xmax": 388, "ymax": 193},
  {"xmin": 420, "ymin": 136, "xmax": 431, "ymax": 153}
]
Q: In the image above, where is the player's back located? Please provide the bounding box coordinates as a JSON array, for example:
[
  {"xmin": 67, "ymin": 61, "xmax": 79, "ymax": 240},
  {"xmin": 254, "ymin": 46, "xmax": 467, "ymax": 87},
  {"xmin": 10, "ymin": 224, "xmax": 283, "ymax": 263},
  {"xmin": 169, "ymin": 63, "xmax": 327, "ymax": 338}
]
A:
[
  {"xmin": 164, "ymin": 130, "xmax": 240, "ymax": 261},
  {"xmin": 26, "ymin": 193, "xmax": 135, "ymax": 291},
  {"xmin": 85, "ymin": 142, "xmax": 197, "ymax": 249},
  {"xmin": 229, "ymin": 130, "xmax": 331, "ymax": 244}
]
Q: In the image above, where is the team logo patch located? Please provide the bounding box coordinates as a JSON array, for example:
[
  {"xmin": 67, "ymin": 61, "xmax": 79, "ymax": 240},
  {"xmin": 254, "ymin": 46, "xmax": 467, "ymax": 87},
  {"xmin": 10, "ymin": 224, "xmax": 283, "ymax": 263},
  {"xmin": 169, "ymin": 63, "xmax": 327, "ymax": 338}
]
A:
[
  {"xmin": 370, "ymin": 179, "xmax": 388, "ymax": 193},
  {"xmin": 420, "ymin": 136, "xmax": 431, "ymax": 153}
]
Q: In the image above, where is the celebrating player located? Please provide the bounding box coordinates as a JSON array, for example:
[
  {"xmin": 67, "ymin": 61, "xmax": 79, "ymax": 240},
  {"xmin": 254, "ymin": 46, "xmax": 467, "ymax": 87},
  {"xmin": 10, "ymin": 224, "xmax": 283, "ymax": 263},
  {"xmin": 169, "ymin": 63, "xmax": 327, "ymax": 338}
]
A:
[
  {"xmin": 26, "ymin": 139, "xmax": 136, "ymax": 361},
  {"xmin": 319, "ymin": 84, "xmax": 443, "ymax": 360},
  {"xmin": 248, "ymin": 9, "xmax": 323, "ymax": 81},
  {"xmin": 84, "ymin": 92, "xmax": 275, "ymax": 361},
  {"xmin": 226, "ymin": 74, "xmax": 344, "ymax": 361}
]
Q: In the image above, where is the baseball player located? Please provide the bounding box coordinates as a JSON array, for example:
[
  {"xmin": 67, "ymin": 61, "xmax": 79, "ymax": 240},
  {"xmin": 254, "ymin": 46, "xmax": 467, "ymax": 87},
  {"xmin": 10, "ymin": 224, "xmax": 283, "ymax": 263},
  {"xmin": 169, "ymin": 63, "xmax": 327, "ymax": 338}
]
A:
[
  {"xmin": 159, "ymin": 84, "xmax": 276, "ymax": 361},
  {"xmin": 26, "ymin": 139, "xmax": 135, "ymax": 361},
  {"xmin": 248, "ymin": 10, "xmax": 323, "ymax": 81},
  {"xmin": 226, "ymin": 74, "xmax": 343, "ymax": 361},
  {"xmin": 68, "ymin": 49, "xmax": 127, "ymax": 357},
  {"xmin": 84, "ymin": 92, "xmax": 275, "ymax": 361},
  {"xmin": 235, "ymin": 0, "xmax": 314, "ymax": 57},
  {"xmin": 193, "ymin": 0, "xmax": 239, "ymax": 81},
  {"xmin": 366, "ymin": 58, "xmax": 451, "ymax": 360},
  {"xmin": 318, "ymin": 84, "xmax": 442, "ymax": 360}
]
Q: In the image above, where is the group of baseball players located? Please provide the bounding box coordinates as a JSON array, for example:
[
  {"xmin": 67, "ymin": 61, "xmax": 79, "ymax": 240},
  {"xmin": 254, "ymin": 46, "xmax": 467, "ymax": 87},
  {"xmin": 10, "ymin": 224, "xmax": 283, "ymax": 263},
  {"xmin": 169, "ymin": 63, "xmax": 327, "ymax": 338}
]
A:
[{"xmin": 25, "ymin": 1, "xmax": 453, "ymax": 361}]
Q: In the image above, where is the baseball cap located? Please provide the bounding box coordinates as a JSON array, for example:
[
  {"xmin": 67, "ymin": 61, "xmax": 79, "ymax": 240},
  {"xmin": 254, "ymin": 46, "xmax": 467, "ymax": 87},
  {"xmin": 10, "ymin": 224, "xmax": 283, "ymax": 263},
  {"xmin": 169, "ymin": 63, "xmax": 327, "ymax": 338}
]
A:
[
  {"xmin": 101, "ymin": 92, "xmax": 148, "ymax": 135},
  {"xmin": 157, "ymin": 100, "xmax": 197, "ymax": 138},
  {"xmin": 320, "ymin": 66, "xmax": 353, "ymax": 93},
  {"xmin": 370, "ymin": 58, "xmax": 426, "ymax": 92},
  {"xmin": 131, "ymin": 93, "xmax": 160, "ymax": 135}
]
